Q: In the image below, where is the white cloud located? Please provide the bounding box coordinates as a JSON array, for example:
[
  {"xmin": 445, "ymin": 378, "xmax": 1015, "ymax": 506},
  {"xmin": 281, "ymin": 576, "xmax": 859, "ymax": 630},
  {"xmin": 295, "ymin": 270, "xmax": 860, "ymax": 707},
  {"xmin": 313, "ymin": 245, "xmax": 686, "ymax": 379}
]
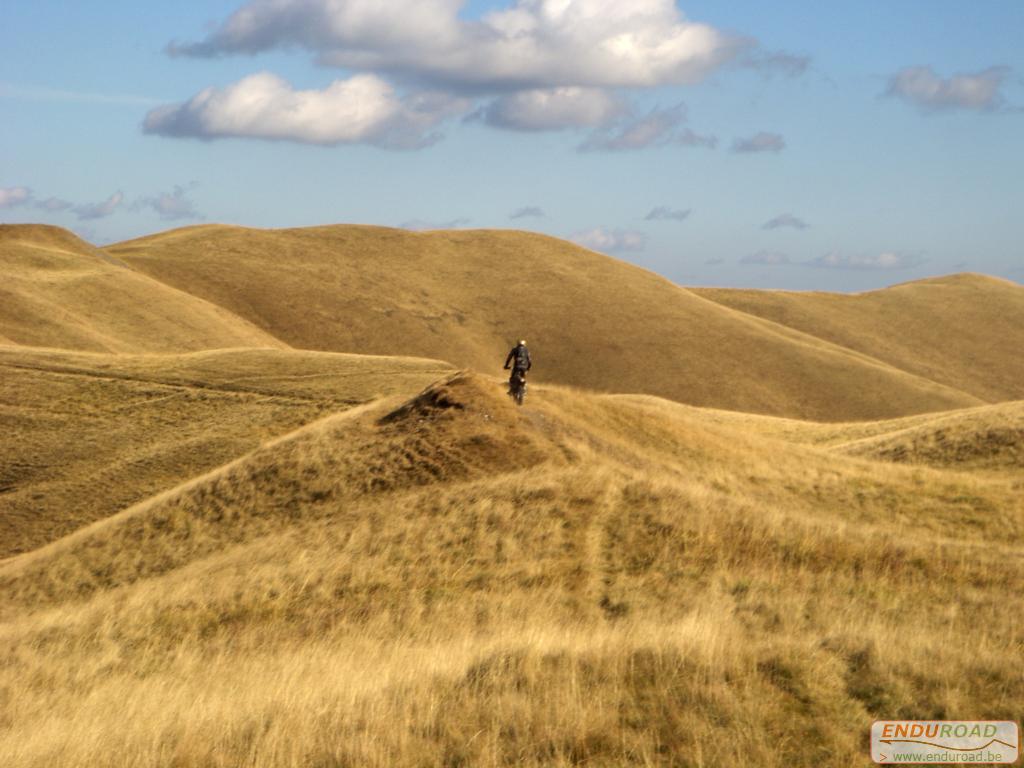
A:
[
  {"xmin": 35, "ymin": 197, "xmax": 73, "ymax": 212},
  {"xmin": 2, "ymin": 187, "xmax": 118, "ymax": 217},
  {"xmin": 570, "ymin": 227, "xmax": 646, "ymax": 252},
  {"xmin": 0, "ymin": 186, "xmax": 32, "ymax": 208},
  {"xmin": 645, "ymin": 206, "xmax": 691, "ymax": 222},
  {"xmin": 73, "ymin": 191, "xmax": 124, "ymax": 220},
  {"xmin": 140, "ymin": 184, "xmax": 204, "ymax": 221},
  {"xmin": 168, "ymin": 0, "xmax": 464, "ymax": 59},
  {"xmin": 158, "ymin": 2, "xmax": 766, "ymax": 149},
  {"xmin": 885, "ymin": 66, "xmax": 1011, "ymax": 112},
  {"xmin": 479, "ymin": 87, "xmax": 626, "ymax": 131},
  {"xmin": 762, "ymin": 213, "xmax": 808, "ymax": 230},
  {"xmin": 808, "ymin": 252, "xmax": 925, "ymax": 270},
  {"xmin": 580, "ymin": 104, "xmax": 715, "ymax": 151},
  {"xmin": 400, "ymin": 217, "xmax": 471, "ymax": 230},
  {"xmin": 731, "ymin": 131, "xmax": 785, "ymax": 153},
  {"xmin": 510, "ymin": 206, "xmax": 545, "ymax": 219},
  {"xmin": 144, "ymin": 72, "xmax": 468, "ymax": 148},
  {"xmin": 169, "ymin": 0, "xmax": 744, "ymax": 91},
  {"xmin": 740, "ymin": 250, "xmax": 790, "ymax": 265}
]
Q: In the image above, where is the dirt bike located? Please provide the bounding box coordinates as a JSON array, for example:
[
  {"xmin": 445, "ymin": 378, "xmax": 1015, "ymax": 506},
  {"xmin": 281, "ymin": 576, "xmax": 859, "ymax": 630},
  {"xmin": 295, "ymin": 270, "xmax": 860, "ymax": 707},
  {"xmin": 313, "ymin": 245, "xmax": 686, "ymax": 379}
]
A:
[{"xmin": 508, "ymin": 370, "xmax": 527, "ymax": 406}]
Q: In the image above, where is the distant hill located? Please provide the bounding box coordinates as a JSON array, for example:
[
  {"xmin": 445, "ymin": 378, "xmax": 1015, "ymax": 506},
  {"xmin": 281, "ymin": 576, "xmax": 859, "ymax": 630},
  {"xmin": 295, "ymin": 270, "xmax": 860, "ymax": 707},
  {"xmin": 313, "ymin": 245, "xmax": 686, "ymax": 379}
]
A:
[
  {"xmin": 107, "ymin": 224, "xmax": 984, "ymax": 420},
  {"xmin": 0, "ymin": 224, "xmax": 282, "ymax": 352},
  {"xmin": 694, "ymin": 274, "xmax": 1024, "ymax": 403}
]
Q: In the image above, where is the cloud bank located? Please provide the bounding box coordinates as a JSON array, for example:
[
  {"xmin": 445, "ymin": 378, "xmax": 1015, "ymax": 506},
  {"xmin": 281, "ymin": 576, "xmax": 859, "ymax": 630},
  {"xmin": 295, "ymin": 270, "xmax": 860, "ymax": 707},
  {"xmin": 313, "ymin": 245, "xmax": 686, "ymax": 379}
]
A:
[
  {"xmin": 731, "ymin": 132, "xmax": 785, "ymax": 153},
  {"xmin": 741, "ymin": 250, "xmax": 790, "ymax": 265},
  {"xmin": 645, "ymin": 206, "xmax": 691, "ymax": 222},
  {"xmin": 401, "ymin": 217, "xmax": 472, "ymax": 230},
  {"xmin": 2, "ymin": 184, "xmax": 206, "ymax": 222},
  {"xmin": 144, "ymin": 72, "xmax": 467, "ymax": 148},
  {"xmin": 478, "ymin": 87, "xmax": 626, "ymax": 131},
  {"xmin": 168, "ymin": 0, "xmax": 745, "ymax": 91},
  {"xmin": 510, "ymin": 206, "xmax": 545, "ymax": 219},
  {"xmin": 580, "ymin": 103, "xmax": 716, "ymax": 151},
  {"xmin": 73, "ymin": 191, "xmax": 124, "ymax": 220},
  {"xmin": 570, "ymin": 227, "xmax": 646, "ymax": 252},
  {"xmin": 0, "ymin": 186, "xmax": 32, "ymax": 208},
  {"xmin": 762, "ymin": 213, "xmax": 808, "ymax": 230},
  {"xmin": 36, "ymin": 197, "xmax": 73, "ymax": 212},
  {"xmin": 149, "ymin": 1, "xmax": 774, "ymax": 148},
  {"xmin": 140, "ymin": 185, "xmax": 204, "ymax": 221},
  {"xmin": 808, "ymin": 252, "xmax": 924, "ymax": 270},
  {"xmin": 885, "ymin": 66, "xmax": 1011, "ymax": 112}
]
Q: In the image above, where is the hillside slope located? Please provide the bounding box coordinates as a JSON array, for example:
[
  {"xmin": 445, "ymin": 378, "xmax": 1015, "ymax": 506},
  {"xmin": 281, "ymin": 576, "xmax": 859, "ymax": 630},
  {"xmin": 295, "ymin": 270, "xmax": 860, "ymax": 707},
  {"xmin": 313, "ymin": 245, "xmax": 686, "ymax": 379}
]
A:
[
  {"xmin": 1, "ymin": 373, "xmax": 1020, "ymax": 767},
  {"xmin": 108, "ymin": 224, "xmax": 981, "ymax": 420},
  {"xmin": 608, "ymin": 393, "xmax": 1024, "ymax": 473},
  {"xmin": 0, "ymin": 345, "xmax": 452, "ymax": 557},
  {"xmin": 831, "ymin": 400, "xmax": 1024, "ymax": 469},
  {"xmin": 694, "ymin": 274, "xmax": 1024, "ymax": 403},
  {"xmin": 0, "ymin": 224, "xmax": 284, "ymax": 352}
]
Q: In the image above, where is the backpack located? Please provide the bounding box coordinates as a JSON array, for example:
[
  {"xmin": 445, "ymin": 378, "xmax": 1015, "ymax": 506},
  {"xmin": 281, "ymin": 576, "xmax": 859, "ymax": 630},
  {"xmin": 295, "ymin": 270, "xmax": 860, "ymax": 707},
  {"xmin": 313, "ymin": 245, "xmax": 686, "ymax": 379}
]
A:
[{"xmin": 514, "ymin": 345, "xmax": 531, "ymax": 368}]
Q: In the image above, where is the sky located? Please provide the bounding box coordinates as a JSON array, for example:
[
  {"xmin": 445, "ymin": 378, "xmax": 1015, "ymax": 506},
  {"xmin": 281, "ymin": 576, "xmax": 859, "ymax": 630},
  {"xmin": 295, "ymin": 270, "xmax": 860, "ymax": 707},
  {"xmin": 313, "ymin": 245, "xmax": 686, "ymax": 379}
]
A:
[{"xmin": 2, "ymin": 0, "xmax": 1022, "ymax": 291}]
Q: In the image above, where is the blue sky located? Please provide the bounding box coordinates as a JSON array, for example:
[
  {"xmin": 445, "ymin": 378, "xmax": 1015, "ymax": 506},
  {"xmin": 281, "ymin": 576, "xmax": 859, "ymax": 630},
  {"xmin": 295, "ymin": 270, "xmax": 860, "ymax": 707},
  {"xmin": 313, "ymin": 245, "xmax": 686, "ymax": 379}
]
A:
[{"xmin": 2, "ymin": 0, "xmax": 1022, "ymax": 290}]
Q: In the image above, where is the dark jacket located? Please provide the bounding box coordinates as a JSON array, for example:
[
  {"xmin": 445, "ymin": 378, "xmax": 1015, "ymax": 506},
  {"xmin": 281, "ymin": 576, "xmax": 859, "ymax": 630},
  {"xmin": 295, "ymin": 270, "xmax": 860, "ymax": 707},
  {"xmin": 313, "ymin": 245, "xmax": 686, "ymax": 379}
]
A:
[{"xmin": 504, "ymin": 344, "xmax": 532, "ymax": 371}]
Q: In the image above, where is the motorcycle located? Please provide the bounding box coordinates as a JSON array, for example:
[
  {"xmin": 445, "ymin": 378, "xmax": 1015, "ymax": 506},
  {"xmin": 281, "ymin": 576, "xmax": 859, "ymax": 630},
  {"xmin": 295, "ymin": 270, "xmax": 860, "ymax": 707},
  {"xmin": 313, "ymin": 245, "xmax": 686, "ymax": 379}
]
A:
[{"xmin": 508, "ymin": 370, "xmax": 527, "ymax": 406}]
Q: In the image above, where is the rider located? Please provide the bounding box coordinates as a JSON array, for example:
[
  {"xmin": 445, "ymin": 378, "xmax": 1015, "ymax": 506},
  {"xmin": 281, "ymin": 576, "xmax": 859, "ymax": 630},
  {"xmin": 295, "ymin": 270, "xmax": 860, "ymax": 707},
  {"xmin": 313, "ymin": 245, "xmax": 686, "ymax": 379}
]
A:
[{"xmin": 503, "ymin": 339, "xmax": 532, "ymax": 385}]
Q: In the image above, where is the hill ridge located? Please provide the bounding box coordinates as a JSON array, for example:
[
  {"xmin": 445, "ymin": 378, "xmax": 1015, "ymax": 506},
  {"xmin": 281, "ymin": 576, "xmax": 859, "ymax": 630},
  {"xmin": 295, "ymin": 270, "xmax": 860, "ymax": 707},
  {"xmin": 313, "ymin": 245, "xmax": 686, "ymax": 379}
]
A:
[
  {"xmin": 0, "ymin": 224, "xmax": 288, "ymax": 352},
  {"xmin": 105, "ymin": 223, "xmax": 996, "ymax": 420},
  {"xmin": 694, "ymin": 275, "xmax": 1024, "ymax": 404}
]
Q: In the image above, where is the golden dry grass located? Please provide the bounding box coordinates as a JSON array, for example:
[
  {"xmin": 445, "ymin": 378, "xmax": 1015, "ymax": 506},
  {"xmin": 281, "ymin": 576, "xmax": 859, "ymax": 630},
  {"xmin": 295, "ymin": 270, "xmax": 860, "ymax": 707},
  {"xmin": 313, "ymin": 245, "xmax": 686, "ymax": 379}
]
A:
[
  {"xmin": 1, "ymin": 373, "xmax": 1021, "ymax": 767},
  {"xmin": 3, "ymin": 223, "xmax": 1023, "ymax": 766},
  {"xmin": 0, "ymin": 346, "xmax": 452, "ymax": 557},
  {"xmin": 106, "ymin": 224, "xmax": 985, "ymax": 420},
  {"xmin": 694, "ymin": 274, "xmax": 1024, "ymax": 403},
  {"xmin": 832, "ymin": 401, "xmax": 1024, "ymax": 470},
  {"xmin": 609, "ymin": 395, "xmax": 1024, "ymax": 471},
  {"xmin": 0, "ymin": 224, "xmax": 281, "ymax": 352}
]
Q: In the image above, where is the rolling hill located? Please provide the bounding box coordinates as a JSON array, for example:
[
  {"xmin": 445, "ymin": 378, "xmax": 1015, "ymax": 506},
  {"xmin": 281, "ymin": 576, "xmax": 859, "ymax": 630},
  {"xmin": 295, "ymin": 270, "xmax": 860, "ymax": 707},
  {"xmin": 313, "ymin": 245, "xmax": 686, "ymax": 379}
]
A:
[
  {"xmin": 106, "ymin": 223, "xmax": 994, "ymax": 420},
  {"xmin": 1, "ymin": 373, "xmax": 1020, "ymax": 767},
  {"xmin": 694, "ymin": 274, "xmax": 1024, "ymax": 403},
  {"xmin": 831, "ymin": 400, "xmax": 1024, "ymax": 469},
  {"xmin": 0, "ymin": 224, "xmax": 282, "ymax": 353},
  {"xmin": 0, "ymin": 345, "xmax": 452, "ymax": 557},
  {"xmin": 2, "ymin": 221, "xmax": 1022, "ymax": 766}
]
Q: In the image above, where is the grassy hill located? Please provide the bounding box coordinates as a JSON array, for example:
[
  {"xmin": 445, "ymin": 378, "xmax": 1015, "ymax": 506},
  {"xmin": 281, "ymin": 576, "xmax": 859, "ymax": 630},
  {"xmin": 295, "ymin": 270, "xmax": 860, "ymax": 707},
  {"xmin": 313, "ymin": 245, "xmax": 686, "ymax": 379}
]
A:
[
  {"xmin": 610, "ymin": 394, "xmax": 1024, "ymax": 472},
  {"xmin": 0, "ymin": 224, "xmax": 282, "ymax": 352},
  {"xmin": 0, "ymin": 345, "xmax": 452, "ymax": 558},
  {"xmin": 3, "ymin": 222, "xmax": 1022, "ymax": 766},
  {"xmin": 1, "ymin": 373, "xmax": 1021, "ymax": 767},
  {"xmin": 107, "ymin": 224, "xmax": 985, "ymax": 420},
  {"xmin": 694, "ymin": 274, "xmax": 1024, "ymax": 403},
  {"xmin": 830, "ymin": 401, "xmax": 1024, "ymax": 470}
]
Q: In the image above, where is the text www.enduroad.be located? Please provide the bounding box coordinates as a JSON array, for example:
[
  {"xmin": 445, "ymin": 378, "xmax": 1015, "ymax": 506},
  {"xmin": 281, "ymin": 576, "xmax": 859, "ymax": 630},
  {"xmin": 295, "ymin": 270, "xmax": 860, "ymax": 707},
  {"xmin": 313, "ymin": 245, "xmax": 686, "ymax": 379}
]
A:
[{"xmin": 892, "ymin": 750, "xmax": 1008, "ymax": 763}]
